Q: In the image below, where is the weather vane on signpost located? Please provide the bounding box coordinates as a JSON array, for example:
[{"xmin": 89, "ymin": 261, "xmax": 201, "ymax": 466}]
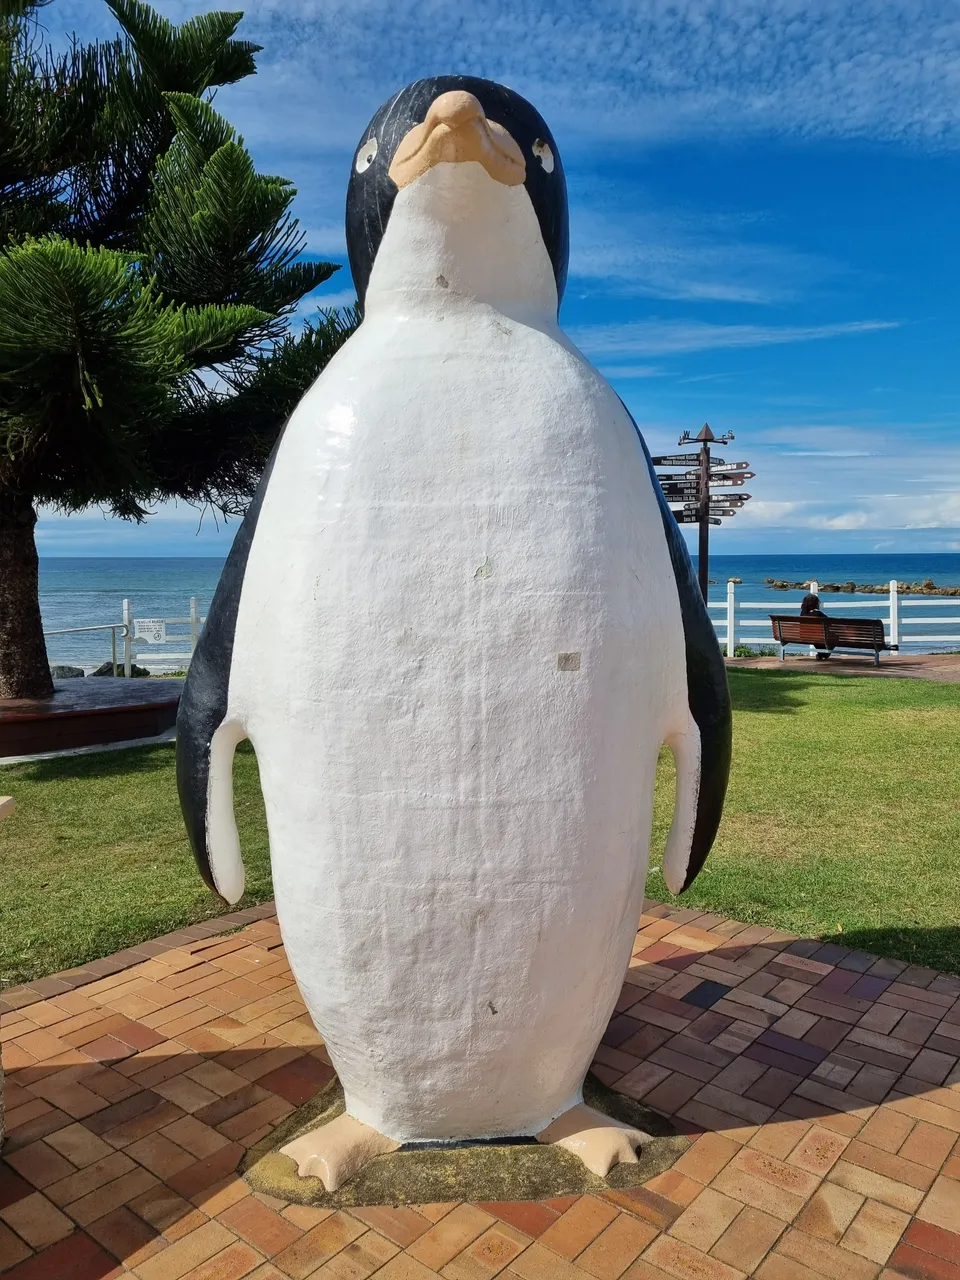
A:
[{"xmin": 652, "ymin": 424, "xmax": 754, "ymax": 601}]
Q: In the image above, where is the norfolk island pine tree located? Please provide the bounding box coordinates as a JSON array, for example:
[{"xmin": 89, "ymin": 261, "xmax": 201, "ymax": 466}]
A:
[{"xmin": 0, "ymin": 0, "xmax": 358, "ymax": 699}]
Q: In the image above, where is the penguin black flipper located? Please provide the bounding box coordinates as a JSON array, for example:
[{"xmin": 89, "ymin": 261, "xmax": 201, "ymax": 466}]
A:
[
  {"xmin": 176, "ymin": 453, "xmax": 277, "ymax": 905},
  {"xmin": 625, "ymin": 406, "xmax": 732, "ymax": 892}
]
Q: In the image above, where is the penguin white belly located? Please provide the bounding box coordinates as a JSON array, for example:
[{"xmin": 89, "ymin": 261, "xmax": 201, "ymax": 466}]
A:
[{"xmin": 227, "ymin": 308, "xmax": 689, "ymax": 1142}]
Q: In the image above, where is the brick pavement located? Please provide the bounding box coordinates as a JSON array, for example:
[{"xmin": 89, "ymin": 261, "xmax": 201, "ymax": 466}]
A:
[{"xmin": 2, "ymin": 902, "xmax": 959, "ymax": 1279}]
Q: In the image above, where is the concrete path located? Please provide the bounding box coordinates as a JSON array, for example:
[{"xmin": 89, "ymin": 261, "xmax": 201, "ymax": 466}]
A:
[{"xmin": 728, "ymin": 652, "xmax": 960, "ymax": 682}]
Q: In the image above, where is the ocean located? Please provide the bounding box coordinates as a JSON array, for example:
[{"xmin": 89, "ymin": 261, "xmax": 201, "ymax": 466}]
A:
[{"xmin": 38, "ymin": 553, "xmax": 960, "ymax": 668}]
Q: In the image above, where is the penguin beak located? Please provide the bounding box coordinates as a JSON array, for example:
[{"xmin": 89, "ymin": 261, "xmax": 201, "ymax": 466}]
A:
[{"xmin": 388, "ymin": 91, "xmax": 526, "ymax": 189}]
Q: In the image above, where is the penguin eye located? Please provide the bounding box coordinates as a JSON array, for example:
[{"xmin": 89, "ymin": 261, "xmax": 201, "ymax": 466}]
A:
[
  {"xmin": 355, "ymin": 136, "xmax": 378, "ymax": 173},
  {"xmin": 532, "ymin": 139, "xmax": 554, "ymax": 173}
]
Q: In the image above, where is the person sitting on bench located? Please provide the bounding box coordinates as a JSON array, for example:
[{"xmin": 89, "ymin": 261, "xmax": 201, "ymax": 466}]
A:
[{"xmin": 800, "ymin": 592, "xmax": 833, "ymax": 660}]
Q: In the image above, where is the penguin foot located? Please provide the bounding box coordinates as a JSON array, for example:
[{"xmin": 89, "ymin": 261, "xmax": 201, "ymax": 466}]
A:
[
  {"xmin": 535, "ymin": 1104, "xmax": 648, "ymax": 1177},
  {"xmin": 280, "ymin": 1114, "xmax": 400, "ymax": 1192}
]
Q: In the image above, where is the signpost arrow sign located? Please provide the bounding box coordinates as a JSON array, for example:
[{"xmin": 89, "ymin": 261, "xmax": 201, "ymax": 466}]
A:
[
  {"xmin": 707, "ymin": 477, "xmax": 749, "ymax": 488},
  {"xmin": 660, "ymin": 481, "xmax": 700, "ymax": 493},
  {"xmin": 709, "ymin": 462, "xmax": 749, "ymax": 474},
  {"xmin": 651, "ymin": 453, "xmax": 720, "ymax": 467},
  {"xmin": 673, "ymin": 512, "xmax": 721, "ymax": 525}
]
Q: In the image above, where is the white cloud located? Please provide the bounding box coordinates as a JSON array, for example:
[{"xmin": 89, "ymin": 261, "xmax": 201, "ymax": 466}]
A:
[
  {"xmin": 573, "ymin": 318, "xmax": 899, "ymax": 357},
  {"xmin": 109, "ymin": 0, "xmax": 960, "ymax": 151},
  {"xmin": 568, "ymin": 199, "xmax": 838, "ymax": 304}
]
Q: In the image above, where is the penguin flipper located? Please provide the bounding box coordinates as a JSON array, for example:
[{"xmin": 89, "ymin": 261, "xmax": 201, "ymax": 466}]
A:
[
  {"xmin": 176, "ymin": 454, "xmax": 278, "ymax": 904},
  {"xmin": 625, "ymin": 407, "xmax": 733, "ymax": 893}
]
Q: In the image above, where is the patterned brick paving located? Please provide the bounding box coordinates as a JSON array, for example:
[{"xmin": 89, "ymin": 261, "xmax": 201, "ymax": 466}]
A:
[{"xmin": 2, "ymin": 902, "xmax": 960, "ymax": 1279}]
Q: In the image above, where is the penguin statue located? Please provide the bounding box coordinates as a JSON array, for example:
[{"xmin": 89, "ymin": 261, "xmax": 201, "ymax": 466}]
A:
[{"xmin": 177, "ymin": 76, "xmax": 732, "ymax": 1192}]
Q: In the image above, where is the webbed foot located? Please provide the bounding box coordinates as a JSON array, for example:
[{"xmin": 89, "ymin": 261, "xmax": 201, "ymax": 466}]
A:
[
  {"xmin": 536, "ymin": 1103, "xmax": 648, "ymax": 1177},
  {"xmin": 280, "ymin": 1113, "xmax": 400, "ymax": 1192}
]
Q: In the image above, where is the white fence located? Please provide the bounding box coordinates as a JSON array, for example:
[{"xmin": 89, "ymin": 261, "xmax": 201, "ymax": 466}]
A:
[
  {"xmin": 45, "ymin": 598, "xmax": 205, "ymax": 675},
  {"xmin": 43, "ymin": 583, "xmax": 960, "ymax": 672},
  {"xmin": 709, "ymin": 579, "xmax": 960, "ymax": 654}
]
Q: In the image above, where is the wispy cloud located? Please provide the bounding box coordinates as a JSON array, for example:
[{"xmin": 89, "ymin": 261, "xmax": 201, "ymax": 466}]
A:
[
  {"xmin": 113, "ymin": 0, "xmax": 960, "ymax": 151},
  {"xmin": 569, "ymin": 199, "xmax": 838, "ymax": 304},
  {"xmin": 574, "ymin": 319, "xmax": 899, "ymax": 357}
]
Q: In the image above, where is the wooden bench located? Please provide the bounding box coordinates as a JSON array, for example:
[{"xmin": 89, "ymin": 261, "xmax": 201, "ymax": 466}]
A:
[{"xmin": 769, "ymin": 615, "xmax": 891, "ymax": 665}]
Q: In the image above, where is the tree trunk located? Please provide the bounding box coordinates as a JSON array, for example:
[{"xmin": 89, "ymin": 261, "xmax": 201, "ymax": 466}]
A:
[{"xmin": 0, "ymin": 496, "xmax": 53, "ymax": 699}]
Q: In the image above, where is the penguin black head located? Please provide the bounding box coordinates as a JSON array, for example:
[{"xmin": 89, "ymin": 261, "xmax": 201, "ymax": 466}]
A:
[{"xmin": 346, "ymin": 76, "xmax": 568, "ymax": 315}]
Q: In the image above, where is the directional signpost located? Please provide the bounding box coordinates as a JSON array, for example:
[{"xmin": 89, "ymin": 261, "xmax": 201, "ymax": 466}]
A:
[{"xmin": 653, "ymin": 424, "xmax": 753, "ymax": 600}]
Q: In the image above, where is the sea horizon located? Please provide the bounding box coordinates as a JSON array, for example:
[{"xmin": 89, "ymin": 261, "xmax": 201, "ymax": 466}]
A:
[{"xmin": 38, "ymin": 553, "xmax": 960, "ymax": 666}]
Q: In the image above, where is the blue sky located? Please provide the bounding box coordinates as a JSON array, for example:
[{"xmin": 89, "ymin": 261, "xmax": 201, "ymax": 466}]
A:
[{"xmin": 39, "ymin": 0, "xmax": 960, "ymax": 557}]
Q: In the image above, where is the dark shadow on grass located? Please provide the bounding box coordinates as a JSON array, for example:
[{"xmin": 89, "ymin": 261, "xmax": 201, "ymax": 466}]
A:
[
  {"xmin": 10, "ymin": 738, "xmax": 258, "ymax": 786},
  {"xmin": 727, "ymin": 667, "xmax": 816, "ymax": 715},
  {"xmin": 8, "ymin": 740, "xmax": 177, "ymax": 784},
  {"xmin": 830, "ymin": 925, "xmax": 960, "ymax": 978}
]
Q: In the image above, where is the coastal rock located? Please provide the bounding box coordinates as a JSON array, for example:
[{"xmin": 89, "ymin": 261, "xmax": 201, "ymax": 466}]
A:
[
  {"xmin": 50, "ymin": 664, "xmax": 84, "ymax": 679},
  {"xmin": 764, "ymin": 577, "xmax": 960, "ymax": 597},
  {"xmin": 91, "ymin": 661, "xmax": 151, "ymax": 678}
]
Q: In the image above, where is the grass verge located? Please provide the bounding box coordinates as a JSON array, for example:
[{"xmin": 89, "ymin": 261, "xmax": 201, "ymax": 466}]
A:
[
  {"xmin": 649, "ymin": 668, "xmax": 960, "ymax": 974},
  {"xmin": 2, "ymin": 668, "xmax": 958, "ymax": 984},
  {"xmin": 0, "ymin": 742, "xmax": 269, "ymax": 986}
]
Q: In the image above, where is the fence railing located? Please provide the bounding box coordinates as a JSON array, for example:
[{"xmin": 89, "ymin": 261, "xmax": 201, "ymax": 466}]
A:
[
  {"xmin": 45, "ymin": 598, "xmax": 205, "ymax": 675},
  {"xmin": 43, "ymin": 584, "xmax": 960, "ymax": 672},
  {"xmin": 708, "ymin": 579, "xmax": 960, "ymax": 654}
]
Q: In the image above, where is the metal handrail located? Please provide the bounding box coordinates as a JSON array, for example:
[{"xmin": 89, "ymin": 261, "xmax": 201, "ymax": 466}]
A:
[{"xmin": 43, "ymin": 622, "xmax": 129, "ymax": 676}]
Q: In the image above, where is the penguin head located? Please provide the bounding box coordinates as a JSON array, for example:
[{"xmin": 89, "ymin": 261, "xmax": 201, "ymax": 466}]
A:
[{"xmin": 346, "ymin": 76, "xmax": 568, "ymax": 318}]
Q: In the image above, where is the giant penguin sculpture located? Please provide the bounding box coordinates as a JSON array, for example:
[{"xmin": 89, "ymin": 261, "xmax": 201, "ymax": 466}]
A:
[{"xmin": 177, "ymin": 75, "xmax": 731, "ymax": 1191}]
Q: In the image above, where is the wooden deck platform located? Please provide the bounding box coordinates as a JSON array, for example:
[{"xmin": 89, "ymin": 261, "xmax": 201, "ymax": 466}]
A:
[{"xmin": 0, "ymin": 678, "xmax": 182, "ymax": 758}]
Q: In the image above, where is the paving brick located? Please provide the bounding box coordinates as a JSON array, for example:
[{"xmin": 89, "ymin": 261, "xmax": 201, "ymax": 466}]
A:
[
  {"xmin": 538, "ymin": 1196, "xmax": 619, "ymax": 1259},
  {"xmin": 795, "ymin": 1182, "xmax": 864, "ymax": 1244},
  {"xmin": 749, "ymin": 1115, "xmax": 815, "ymax": 1162},
  {"xmin": 85, "ymin": 1204, "xmax": 163, "ymax": 1266},
  {"xmin": 131, "ymin": 1219, "xmax": 235, "ymax": 1279},
  {"xmin": 219, "ymin": 1194, "xmax": 303, "ymax": 1255},
  {"xmin": 644, "ymin": 1171, "xmax": 703, "ymax": 1209},
  {"xmin": 857, "ymin": 1108, "xmax": 917, "ymax": 1154},
  {"xmin": 0, "ymin": 1220, "xmax": 32, "ymax": 1270},
  {"xmin": 786, "ymin": 1126, "xmax": 849, "ymax": 1176},
  {"xmin": 1, "ymin": 1188, "xmax": 75, "ymax": 1250},
  {"xmin": 917, "ymin": 1175, "xmax": 960, "ymax": 1233},
  {"xmin": 179, "ymin": 1240, "xmax": 266, "ymax": 1280},
  {"xmin": 709, "ymin": 1207, "xmax": 784, "ymax": 1273},
  {"xmin": 3, "ymin": 1139, "xmax": 76, "ymax": 1189},
  {"xmin": 641, "ymin": 1233, "xmax": 746, "ymax": 1280},
  {"xmin": 407, "ymin": 1205, "xmax": 496, "ymax": 1269},
  {"xmin": 603, "ymin": 1186, "xmax": 684, "ymax": 1231},
  {"xmin": 672, "ymin": 1132, "xmax": 739, "ymax": 1184},
  {"xmin": 827, "ymin": 1159, "xmax": 925, "ymax": 1213},
  {"xmin": 669, "ymin": 1188, "xmax": 742, "ymax": 1252},
  {"xmin": 435, "ymin": 1219, "xmax": 531, "ymax": 1278},
  {"xmin": 843, "ymin": 1137, "xmax": 937, "ymax": 1191},
  {"xmin": 272, "ymin": 1211, "xmax": 367, "ymax": 1278},
  {"xmin": 747, "ymin": 1069, "xmax": 804, "ymax": 1110},
  {"xmin": 125, "ymin": 1131, "xmax": 197, "ymax": 1180},
  {"xmin": 45, "ymin": 1150, "xmax": 136, "ymax": 1207},
  {"xmin": 0, "ymin": 1228, "xmax": 122, "ymax": 1280},
  {"xmin": 887, "ymin": 1243, "xmax": 960, "ymax": 1280},
  {"xmin": 475, "ymin": 1202, "xmax": 557, "ymax": 1239},
  {"xmin": 774, "ymin": 1226, "xmax": 879, "ymax": 1280},
  {"xmin": 840, "ymin": 1199, "xmax": 910, "ymax": 1265},
  {"xmin": 43, "ymin": 1122, "xmax": 115, "ymax": 1169},
  {"xmin": 902, "ymin": 1220, "xmax": 960, "ymax": 1266},
  {"xmin": 64, "ymin": 1164, "xmax": 159, "ymax": 1226},
  {"xmin": 349, "ymin": 1206, "xmax": 432, "ymax": 1247},
  {"xmin": 506, "ymin": 1242, "xmax": 600, "ymax": 1279}
]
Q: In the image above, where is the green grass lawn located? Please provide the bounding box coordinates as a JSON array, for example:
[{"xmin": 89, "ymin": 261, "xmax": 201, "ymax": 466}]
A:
[
  {"xmin": 1, "ymin": 667, "xmax": 958, "ymax": 986},
  {"xmin": 649, "ymin": 669, "xmax": 960, "ymax": 974}
]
